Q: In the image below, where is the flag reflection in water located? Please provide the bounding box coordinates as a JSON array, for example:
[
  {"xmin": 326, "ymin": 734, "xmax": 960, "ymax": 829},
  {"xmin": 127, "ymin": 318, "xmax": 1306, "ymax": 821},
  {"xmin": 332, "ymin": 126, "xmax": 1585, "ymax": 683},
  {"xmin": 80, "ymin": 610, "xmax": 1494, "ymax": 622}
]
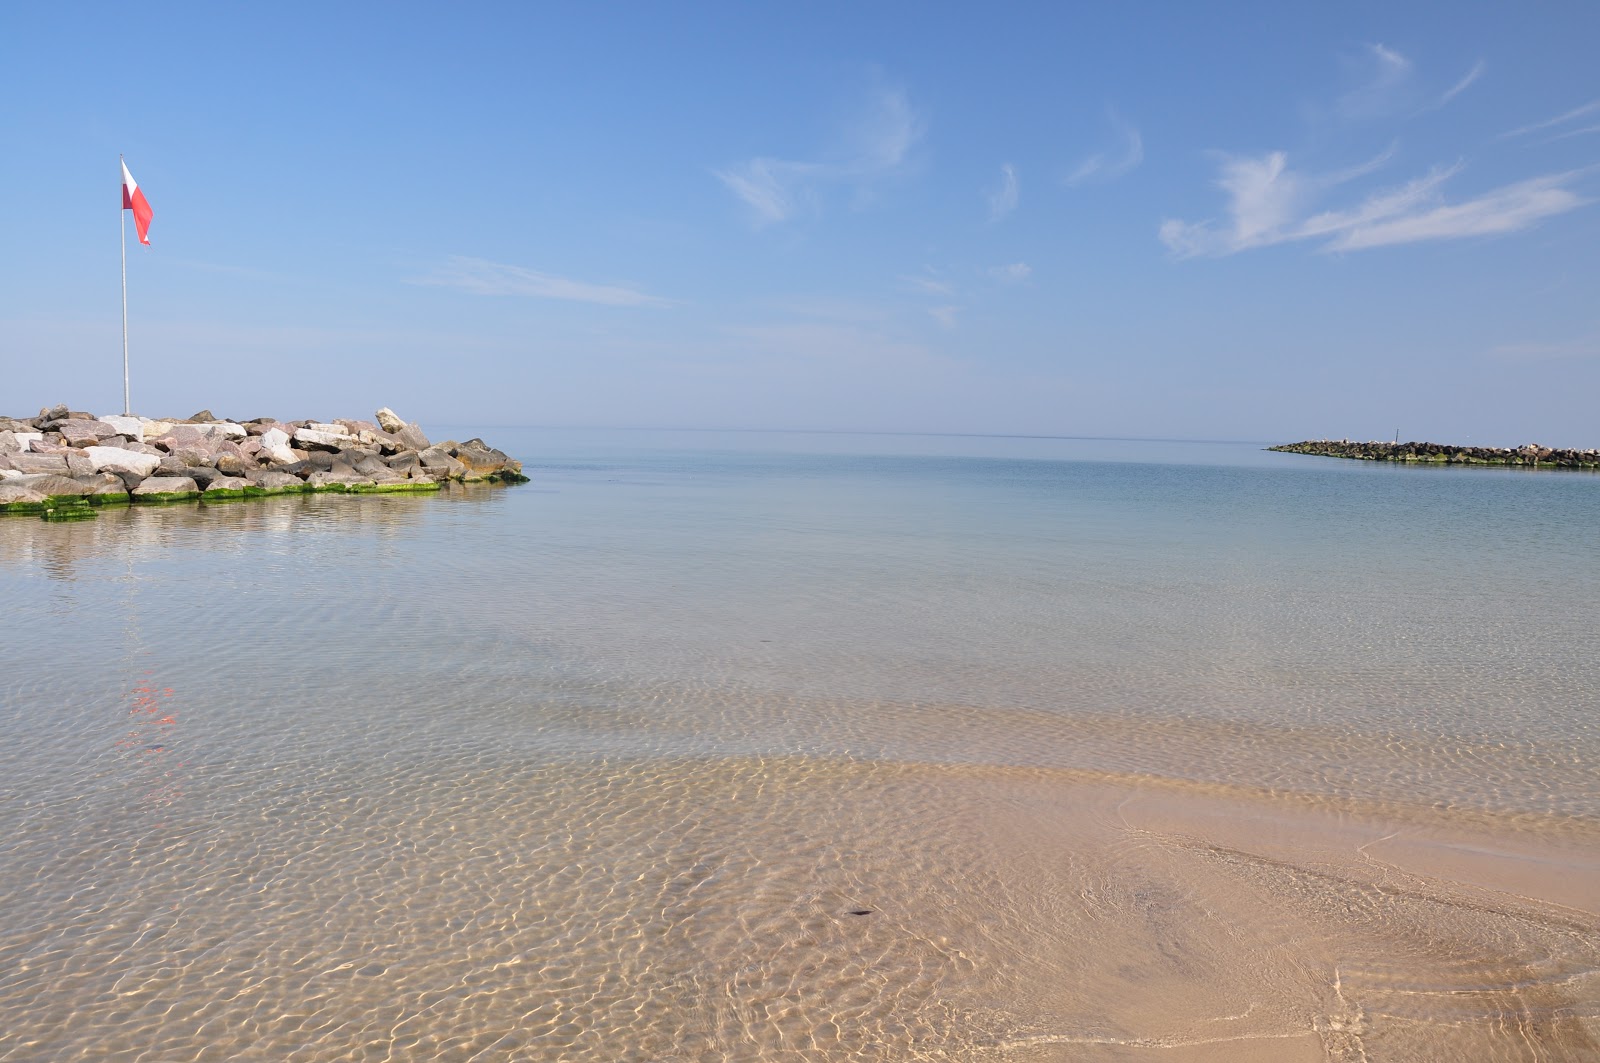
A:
[{"xmin": 115, "ymin": 668, "xmax": 184, "ymax": 808}]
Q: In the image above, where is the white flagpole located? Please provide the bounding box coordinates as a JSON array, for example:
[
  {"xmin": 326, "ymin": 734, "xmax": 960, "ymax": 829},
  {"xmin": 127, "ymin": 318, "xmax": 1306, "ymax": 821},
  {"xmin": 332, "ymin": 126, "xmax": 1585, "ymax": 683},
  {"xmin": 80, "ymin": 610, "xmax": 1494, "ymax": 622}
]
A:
[{"xmin": 120, "ymin": 155, "xmax": 131, "ymax": 415}]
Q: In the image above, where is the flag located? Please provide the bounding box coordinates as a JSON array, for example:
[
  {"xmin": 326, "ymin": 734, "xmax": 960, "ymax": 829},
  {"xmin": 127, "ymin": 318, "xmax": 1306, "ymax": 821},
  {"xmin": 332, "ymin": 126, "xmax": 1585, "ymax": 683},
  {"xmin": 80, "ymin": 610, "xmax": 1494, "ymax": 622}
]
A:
[{"xmin": 121, "ymin": 160, "xmax": 153, "ymax": 245}]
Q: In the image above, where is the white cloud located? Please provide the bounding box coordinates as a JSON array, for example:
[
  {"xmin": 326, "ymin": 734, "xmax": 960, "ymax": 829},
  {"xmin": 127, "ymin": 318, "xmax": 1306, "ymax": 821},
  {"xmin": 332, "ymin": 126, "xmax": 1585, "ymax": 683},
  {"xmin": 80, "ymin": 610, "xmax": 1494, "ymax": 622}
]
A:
[
  {"xmin": 1502, "ymin": 99, "xmax": 1600, "ymax": 139},
  {"xmin": 900, "ymin": 273, "xmax": 954, "ymax": 297},
  {"xmin": 1068, "ymin": 111, "xmax": 1143, "ymax": 185},
  {"xmin": 1329, "ymin": 173, "xmax": 1588, "ymax": 251},
  {"xmin": 1337, "ymin": 42, "xmax": 1413, "ymax": 119},
  {"xmin": 413, "ymin": 256, "xmax": 674, "ymax": 307},
  {"xmin": 928, "ymin": 305, "xmax": 961, "ymax": 329},
  {"xmin": 715, "ymin": 87, "xmax": 923, "ymax": 226},
  {"xmin": 1161, "ymin": 153, "xmax": 1589, "ymax": 257},
  {"xmin": 988, "ymin": 262, "xmax": 1032, "ymax": 283},
  {"xmin": 987, "ymin": 163, "xmax": 1019, "ymax": 221},
  {"xmin": 1438, "ymin": 60, "xmax": 1485, "ymax": 106}
]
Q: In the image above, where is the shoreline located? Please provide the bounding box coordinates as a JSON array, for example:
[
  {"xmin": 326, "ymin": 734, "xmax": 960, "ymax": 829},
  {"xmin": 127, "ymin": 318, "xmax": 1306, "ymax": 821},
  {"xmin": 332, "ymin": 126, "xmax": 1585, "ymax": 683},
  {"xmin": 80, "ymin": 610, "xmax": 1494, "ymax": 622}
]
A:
[
  {"xmin": 1270, "ymin": 438, "xmax": 1600, "ymax": 468},
  {"xmin": 0, "ymin": 404, "xmax": 528, "ymax": 518}
]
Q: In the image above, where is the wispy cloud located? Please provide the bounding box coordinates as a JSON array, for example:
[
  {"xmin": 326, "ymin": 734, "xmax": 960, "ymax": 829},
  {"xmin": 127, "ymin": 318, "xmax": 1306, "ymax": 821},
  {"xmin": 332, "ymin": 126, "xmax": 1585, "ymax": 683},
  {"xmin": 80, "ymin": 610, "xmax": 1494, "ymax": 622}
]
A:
[
  {"xmin": 1068, "ymin": 110, "xmax": 1143, "ymax": 185},
  {"xmin": 413, "ymin": 256, "xmax": 674, "ymax": 307},
  {"xmin": 1438, "ymin": 60, "xmax": 1485, "ymax": 106},
  {"xmin": 715, "ymin": 87, "xmax": 923, "ymax": 226},
  {"xmin": 900, "ymin": 272, "xmax": 955, "ymax": 297},
  {"xmin": 988, "ymin": 262, "xmax": 1032, "ymax": 283},
  {"xmin": 1501, "ymin": 99, "xmax": 1600, "ymax": 140},
  {"xmin": 1161, "ymin": 154, "xmax": 1589, "ymax": 257},
  {"xmin": 986, "ymin": 164, "xmax": 1019, "ymax": 221},
  {"xmin": 928, "ymin": 305, "xmax": 962, "ymax": 329},
  {"xmin": 1336, "ymin": 42, "xmax": 1414, "ymax": 119}
]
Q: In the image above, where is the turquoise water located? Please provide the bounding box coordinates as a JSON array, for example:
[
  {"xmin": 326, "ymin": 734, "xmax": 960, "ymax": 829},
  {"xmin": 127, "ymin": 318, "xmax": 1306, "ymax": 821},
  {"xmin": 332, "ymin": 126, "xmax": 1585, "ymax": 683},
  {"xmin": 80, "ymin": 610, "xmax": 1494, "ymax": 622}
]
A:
[{"xmin": 2, "ymin": 430, "xmax": 1597, "ymax": 1060}]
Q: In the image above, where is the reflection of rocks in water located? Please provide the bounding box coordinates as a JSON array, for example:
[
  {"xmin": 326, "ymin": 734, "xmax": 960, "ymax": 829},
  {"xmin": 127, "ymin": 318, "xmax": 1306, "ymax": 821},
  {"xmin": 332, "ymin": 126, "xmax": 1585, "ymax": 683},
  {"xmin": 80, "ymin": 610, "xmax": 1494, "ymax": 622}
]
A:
[{"xmin": 0, "ymin": 483, "xmax": 511, "ymax": 582}]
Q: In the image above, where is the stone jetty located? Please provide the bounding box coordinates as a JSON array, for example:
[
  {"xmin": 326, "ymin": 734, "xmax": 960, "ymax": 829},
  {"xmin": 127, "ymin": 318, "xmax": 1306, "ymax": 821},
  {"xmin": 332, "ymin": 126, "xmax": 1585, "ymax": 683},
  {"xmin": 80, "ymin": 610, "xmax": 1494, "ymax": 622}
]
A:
[
  {"xmin": 0, "ymin": 405, "xmax": 527, "ymax": 518},
  {"xmin": 1269, "ymin": 439, "xmax": 1600, "ymax": 469}
]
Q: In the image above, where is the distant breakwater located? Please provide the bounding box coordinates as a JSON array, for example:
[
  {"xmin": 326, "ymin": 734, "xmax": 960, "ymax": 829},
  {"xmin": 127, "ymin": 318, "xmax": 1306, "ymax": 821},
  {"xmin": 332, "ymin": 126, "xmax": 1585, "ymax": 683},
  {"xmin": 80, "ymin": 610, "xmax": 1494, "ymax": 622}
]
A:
[
  {"xmin": 1269, "ymin": 440, "xmax": 1600, "ymax": 469},
  {"xmin": 0, "ymin": 405, "xmax": 527, "ymax": 519}
]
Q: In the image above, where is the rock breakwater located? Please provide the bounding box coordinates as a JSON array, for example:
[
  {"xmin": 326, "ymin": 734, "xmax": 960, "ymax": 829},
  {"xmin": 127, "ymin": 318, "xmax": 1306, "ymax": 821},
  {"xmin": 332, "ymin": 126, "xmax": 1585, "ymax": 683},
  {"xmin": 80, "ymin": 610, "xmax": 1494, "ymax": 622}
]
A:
[
  {"xmin": 0, "ymin": 405, "xmax": 527, "ymax": 518},
  {"xmin": 1268, "ymin": 440, "xmax": 1600, "ymax": 469}
]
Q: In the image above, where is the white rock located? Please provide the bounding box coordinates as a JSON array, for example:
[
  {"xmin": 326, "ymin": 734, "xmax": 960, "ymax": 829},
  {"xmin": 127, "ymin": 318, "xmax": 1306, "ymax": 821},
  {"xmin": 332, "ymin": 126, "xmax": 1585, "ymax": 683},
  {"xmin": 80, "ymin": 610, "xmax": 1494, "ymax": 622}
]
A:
[
  {"xmin": 99, "ymin": 415, "xmax": 144, "ymax": 437},
  {"xmin": 197, "ymin": 421, "xmax": 248, "ymax": 439},
  {"xmin": 262, "ymin": 443, "xmax": 297, "ymax": 464},
  {"xmin": 260, "ymin": 427, "xmax": 291, "ymax": 449},
  {"xmin": 293, "ymin": 427, "xmax": 354, "ymax": 449},
  {"xmin": 84, "ymin": 445, "xmax": 161, "ymax": 477},
  {"xmin": 140, "ymin": 420, "xmax": 176, "ymax": 441},
  {"xmin": 6, "ymin": 432, "xmax": 44, "ymax": 452}
]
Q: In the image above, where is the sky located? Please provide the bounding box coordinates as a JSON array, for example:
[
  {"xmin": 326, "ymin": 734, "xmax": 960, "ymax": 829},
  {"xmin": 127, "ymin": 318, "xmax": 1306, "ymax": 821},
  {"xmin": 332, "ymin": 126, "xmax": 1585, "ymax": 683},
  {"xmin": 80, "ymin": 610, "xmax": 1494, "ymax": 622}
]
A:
[{"xmin": 3, "ymin": 2, "xmax": 1598, "ymax": 445}]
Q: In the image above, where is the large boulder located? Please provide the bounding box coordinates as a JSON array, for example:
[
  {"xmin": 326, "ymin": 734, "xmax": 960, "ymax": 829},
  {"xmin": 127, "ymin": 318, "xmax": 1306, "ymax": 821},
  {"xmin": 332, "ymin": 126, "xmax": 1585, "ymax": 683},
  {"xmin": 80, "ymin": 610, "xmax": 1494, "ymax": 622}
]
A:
[
  {"xmin": 245, "ymin": 469, "xmax": 306, "ymax": 491},
  {"xmin": 56, "ymin": 419, "xmax": 119, "ymax": 448},
  {"xmin": 3, "ymin": 473, "xmax": 94, "ymax": 498},
  {"xmin": 84, "ymin": 446, "xmax": 161, "ymax": 477},
  {"xmin": 5, "ymin": 453, "xmax": 71, "ymax": 475},
  {"xmin": 374, "ymin": 407, "xmax": 407, "ymax": 433},
  {"xmin": 132, "ymin": 476, "xmax": 201, "ymax": 500},
  {"xmin": 204, "ymin": 476, "xmax": 251, "ymax": 496},
  {"xmin": 74, "ymin": 473, "xmax": 130, "ymax": 499},
  {"xmin": 395, "ymin": 423, "xmax": 430, "ymax": 451},
  {"xmin": 98, "ymin": 414, "xmax": 144, "ymax": 438},
  {"xmin": 450, "ymin": 439, "xmax": 522, "ymax": 480},
  {"xmin": 0, "ymin": 483, "xmax": 48, "ymax": 508},
  {"xmin": 293, "ymin": 426, "xmax": 355, "ymax": 451},
  {"xmin": 417, "ymin": 446, "xmax": 466, "ymax": 476},
  {"xmin": 6, "ymin": 432, "xmax": 44, "ymax": 452}
]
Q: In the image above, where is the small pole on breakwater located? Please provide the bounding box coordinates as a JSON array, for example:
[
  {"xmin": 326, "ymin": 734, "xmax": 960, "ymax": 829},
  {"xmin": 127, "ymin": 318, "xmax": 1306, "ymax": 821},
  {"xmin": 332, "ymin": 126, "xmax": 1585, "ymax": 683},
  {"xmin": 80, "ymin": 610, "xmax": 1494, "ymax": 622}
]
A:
[
  {"xmin": 1394, "ymin": 428, "xmax": 1399, "ymax": 444},
  {"xmin": 120, "ymin": 156, "xmax": 130, "ymax": 416}
]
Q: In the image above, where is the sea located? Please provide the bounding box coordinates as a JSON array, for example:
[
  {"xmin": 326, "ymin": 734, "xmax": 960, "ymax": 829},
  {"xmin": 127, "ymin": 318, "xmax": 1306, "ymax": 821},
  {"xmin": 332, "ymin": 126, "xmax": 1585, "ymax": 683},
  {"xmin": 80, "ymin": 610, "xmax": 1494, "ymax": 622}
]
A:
[{"xmin": 2, "ymin": 428, "xmax": 1597, "ymax": 1061}]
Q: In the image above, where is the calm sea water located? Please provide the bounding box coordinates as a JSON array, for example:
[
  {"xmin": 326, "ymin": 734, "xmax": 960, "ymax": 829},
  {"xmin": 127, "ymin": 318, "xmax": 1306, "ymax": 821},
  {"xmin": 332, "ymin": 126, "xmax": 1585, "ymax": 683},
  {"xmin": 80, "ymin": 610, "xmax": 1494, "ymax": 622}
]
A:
[{"xmin": 3, "ymin": 430, "xmax": 1597, "ymax": 1060}]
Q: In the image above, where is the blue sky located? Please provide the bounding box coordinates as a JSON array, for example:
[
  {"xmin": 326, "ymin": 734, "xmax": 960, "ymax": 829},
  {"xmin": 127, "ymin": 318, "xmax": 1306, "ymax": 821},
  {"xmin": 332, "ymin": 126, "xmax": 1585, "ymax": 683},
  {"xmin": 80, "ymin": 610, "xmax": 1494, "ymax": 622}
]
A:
[{"xmin": 3, "ymin": 2, "xmax": 1597, "ymax": 444}]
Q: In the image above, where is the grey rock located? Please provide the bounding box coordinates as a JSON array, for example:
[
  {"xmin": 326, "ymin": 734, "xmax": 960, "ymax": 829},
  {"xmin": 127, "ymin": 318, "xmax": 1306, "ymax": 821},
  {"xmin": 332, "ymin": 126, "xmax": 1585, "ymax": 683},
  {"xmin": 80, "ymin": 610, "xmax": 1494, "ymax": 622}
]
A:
[
  {"xmin": 65, "ymin": 453, "xmax": 96, "ymax": 478},
  {"xmin": 57, "ymin": 419, "xmax": 118, "ymax": 447},
  {"xmin": 308, "ymin": 469, "xmax": 374, "ymax": 488},
  {"xmin": 205, "ymin": 476, "xmax": 251, "ymax": 493},
  {"xmin": 132, "ymin": 476, "xmax": 201, "ymax": 497},
  {"xmin": 352, "ymin": 454, "xmax": 389, "ymax": 477},
  {"xmin": 157, "ymin": 455, "xmax": 188, "ymax": 476},
  {"xmin": 184, "ymin": 466, "xmax": 223, "ymax": 488},
  {"xmin": 374, "ymin": 407, "xmax": 407, "ymax": 433},
  {"xmin": 395, "ymin": 423, "xmax": 430, "ymax": 451},
  {"xmin": 0, "ymin": 484, "xmax": 47, "ymax": 506},
  {"xmin": 418, "ymin": 446, "xmax": 465, "ymax": 476},
  {"xmin": 74, "ymin": 473, "xmax": 130, "ymax": 498},
  {"xmin": 7, "ymin": 453, "xmax": 71, "ymax": 475},
  {"xmin": 247, "ymin": 469, "xmax": 306, "ymax": 490},
  {"xmin": 186, "ymin": 409, "xmax": 217, "ymax": 423},
  {"xmin": 5, "ymin": 473, "xmax": 93, "ymax": 497}
]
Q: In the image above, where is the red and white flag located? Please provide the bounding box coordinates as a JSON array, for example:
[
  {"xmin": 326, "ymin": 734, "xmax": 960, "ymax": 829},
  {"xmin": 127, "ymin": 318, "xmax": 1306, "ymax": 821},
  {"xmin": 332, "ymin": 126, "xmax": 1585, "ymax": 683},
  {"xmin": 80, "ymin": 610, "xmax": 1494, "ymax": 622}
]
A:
[{"xmin": 121, "ymin": 160, "xmax": 153, "ymax": 245}]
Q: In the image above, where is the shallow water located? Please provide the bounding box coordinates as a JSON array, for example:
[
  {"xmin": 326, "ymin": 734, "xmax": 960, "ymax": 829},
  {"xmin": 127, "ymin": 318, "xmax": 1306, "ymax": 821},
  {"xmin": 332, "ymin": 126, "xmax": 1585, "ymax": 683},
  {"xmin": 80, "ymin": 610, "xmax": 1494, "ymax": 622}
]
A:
[{"xmin": 2, "ymin": 431, "xmax": 1597, "ymax": 1060}]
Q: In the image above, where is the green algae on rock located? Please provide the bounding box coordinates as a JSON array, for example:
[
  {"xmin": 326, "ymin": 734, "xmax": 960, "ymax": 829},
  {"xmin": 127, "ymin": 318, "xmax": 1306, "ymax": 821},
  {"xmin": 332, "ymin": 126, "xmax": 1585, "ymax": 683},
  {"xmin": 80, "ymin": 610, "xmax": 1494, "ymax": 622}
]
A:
[{"xmin": 0, "ymin": 405, "xmax": 527, "ymax": 518}]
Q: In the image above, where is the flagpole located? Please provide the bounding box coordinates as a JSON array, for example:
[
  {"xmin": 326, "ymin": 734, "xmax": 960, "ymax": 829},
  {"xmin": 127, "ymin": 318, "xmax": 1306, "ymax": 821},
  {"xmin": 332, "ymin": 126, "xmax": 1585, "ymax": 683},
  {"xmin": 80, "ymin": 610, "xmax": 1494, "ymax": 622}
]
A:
[{"xmin": 120, "ymin": 155, "xmax": 131, "ymax": 416}]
